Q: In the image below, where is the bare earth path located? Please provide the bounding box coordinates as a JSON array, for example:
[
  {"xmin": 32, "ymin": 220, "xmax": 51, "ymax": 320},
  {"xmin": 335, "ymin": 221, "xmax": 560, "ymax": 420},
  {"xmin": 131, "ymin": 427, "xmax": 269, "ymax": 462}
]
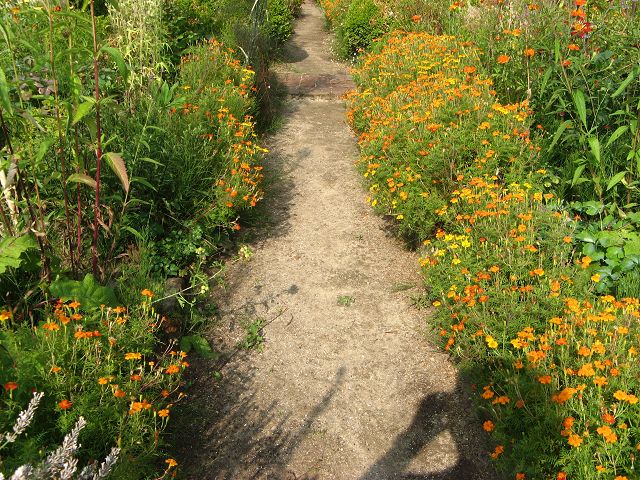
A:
[{"xmin": 174, "ymin": 2, "xmax": 498, "ymax": 479}]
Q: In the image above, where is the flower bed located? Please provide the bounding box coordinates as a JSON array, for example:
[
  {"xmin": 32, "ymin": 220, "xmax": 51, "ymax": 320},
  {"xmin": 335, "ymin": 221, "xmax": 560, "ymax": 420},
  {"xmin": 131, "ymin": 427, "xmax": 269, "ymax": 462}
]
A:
[{"xmin": 345, "ymin": 29, "xmax": 640, "ymax": 479}]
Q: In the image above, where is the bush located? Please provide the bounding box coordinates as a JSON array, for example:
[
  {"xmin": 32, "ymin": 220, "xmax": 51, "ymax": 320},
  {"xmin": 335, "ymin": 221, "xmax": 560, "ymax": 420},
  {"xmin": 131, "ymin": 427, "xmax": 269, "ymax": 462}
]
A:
[
  {"xmin": 265, "ymin": 0, "xmax": 295, "ymax": 45},
  {"xmin": 336, "ymin": 0, "xmax": 385, "ymax": 58}
]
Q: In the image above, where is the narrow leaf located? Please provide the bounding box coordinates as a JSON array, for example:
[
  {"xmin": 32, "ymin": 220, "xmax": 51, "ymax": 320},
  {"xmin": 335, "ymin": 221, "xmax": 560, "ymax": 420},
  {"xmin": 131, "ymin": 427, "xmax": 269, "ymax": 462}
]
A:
[
  {"xmin": 100, "ymin": 46, "xmax": 129, "ymax": 81},
  {"xmin": 605, "ymin": 125, "xmax": 628, "ymax": 148},
  {"xmin": 0, "ymin": 68, "xmax": 13, "ymax": 116},
  {"xmin": 104, "ymin": 152, "xmax": 130, "ymax": 193},
  {"xmin": 572, "ymin": 89, "xmax": 587, "ymax": 129},
  {"xmin": 548, "ymin": 120, "xmax": 571, "ymax": 151},
  {"xmin": 72, "ymin": 100, "xmax": 95, "ymax": 125},
  {"xmin": 67, "ymin": 173, "xmax": 97, "ymax": 189},
  {"xmin": 612, "ymin": 68, "xmax": 638, "ymax": 98},
  {"xmin": 607, "ymin": 171, "xmax": 627, "ymax": 191},
  {"xmin": 588, "ymin": 136, "xmax": 601, "ymax": 163},
  {"xmin": 572, "ymin": 163, "xmax": 586, "ymax": 187}
]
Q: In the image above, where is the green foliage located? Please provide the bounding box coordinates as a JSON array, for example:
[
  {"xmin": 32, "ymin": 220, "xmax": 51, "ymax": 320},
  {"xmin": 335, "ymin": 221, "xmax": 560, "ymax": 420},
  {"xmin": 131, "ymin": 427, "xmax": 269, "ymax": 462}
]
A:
[
  {"xmin": 237, "ymin": 317, "xmax": 265, "ymax": 350},
  {"xmin": 336, "ymin": 0, "xmax": 385, "ymax": 58},
  {"xmin": 0, "ymin": 234, "xmax": 38, "ymax": 275},
  {"xmin": 266, "ymin": 0, "xmax": 295, "ymax": 45},
  {"xmin": 49, "ymin": 274, "xmax": 118, "ymax": 309},
  {"xmin": 0, "ymin": 298, "xmax": 185, "ymax": 478}
]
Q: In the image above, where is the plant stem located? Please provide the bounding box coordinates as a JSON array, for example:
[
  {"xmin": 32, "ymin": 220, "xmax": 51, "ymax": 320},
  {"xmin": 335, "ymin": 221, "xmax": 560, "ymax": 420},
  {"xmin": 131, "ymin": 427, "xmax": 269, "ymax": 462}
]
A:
[
  {"xmin": 47, "ymin": 2, "xmax": 75, "ymax": 272},
  {"xmin": 90, "ymin": 0, "xmax": 103, "ymax": 278}
]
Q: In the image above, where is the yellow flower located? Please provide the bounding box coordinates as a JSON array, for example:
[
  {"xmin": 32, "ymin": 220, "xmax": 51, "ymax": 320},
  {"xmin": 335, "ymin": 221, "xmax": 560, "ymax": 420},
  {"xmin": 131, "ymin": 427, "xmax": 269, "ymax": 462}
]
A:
[
  {"xmin": 165, "ymin": 458, "xmax": 178, "ymax": 468},
  {"xmin": 485, "ymin": 336, "xmax": 498, "ymax": 349},
  {"xmin": 125, "ymin": 352, "xmax": 142, "ymax": 360},
  {"xmin": 0, "ymin": 310, "xmax": 11, "ymax": 322},
  {"xmin": 591, "ymin": 273, "xmax": 601, "ymax": 282}
]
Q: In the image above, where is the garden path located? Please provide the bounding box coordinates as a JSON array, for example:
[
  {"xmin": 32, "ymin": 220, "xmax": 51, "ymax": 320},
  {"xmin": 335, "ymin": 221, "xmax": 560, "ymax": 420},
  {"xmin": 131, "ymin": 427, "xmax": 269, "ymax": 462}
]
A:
[{"xmin": 173, "ymin": 2, "xmax": 497, "ymax": 478}]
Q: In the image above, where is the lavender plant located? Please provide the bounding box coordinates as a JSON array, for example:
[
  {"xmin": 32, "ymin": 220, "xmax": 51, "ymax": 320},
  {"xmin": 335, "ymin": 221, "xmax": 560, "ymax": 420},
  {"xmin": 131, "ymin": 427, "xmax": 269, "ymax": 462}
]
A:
[{"xmin": 0, "ymin": 393, "xmax": 120, "ymax": 480}]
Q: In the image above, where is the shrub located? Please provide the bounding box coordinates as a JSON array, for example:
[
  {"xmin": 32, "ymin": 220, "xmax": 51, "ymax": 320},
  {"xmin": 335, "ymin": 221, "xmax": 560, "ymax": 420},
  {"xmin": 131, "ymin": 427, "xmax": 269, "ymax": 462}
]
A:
[
  {"xmin": 336, "ymin": 0, "xmax": 385, "ymax": 58},
  {"xmin": 265, "ymin": 0, "xmax": 295, "ymax": 45}
]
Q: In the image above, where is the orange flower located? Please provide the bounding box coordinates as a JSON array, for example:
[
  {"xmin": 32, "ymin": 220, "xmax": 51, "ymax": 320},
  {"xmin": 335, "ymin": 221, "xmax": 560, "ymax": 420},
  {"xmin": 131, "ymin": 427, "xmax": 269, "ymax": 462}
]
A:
[
  {"xmin": 483, "ymin": 420, "xmax": 495, "ymax": 432},
  {"xmin": 463, "ymin": 66, "xmax": 477, "ymax": 74},
  {"xmin": 596, "ymin": 425, "xmax": 617, "ymax": 443},
  {"xmin": 537, "ymin": 375, "xmax": 552, "ymax": 384},
  {"xmin": 567, "ymin": 433, "xmax": 583, "ymax": 447},
  {"xmin": 130, "ymin": 374, "xmax": 142, "ymax": 381},
  {"xmin": 568, "ymin": 44, "xmax": 580, "ymax": 51},
  {"xmin": 516, "ymin": 474, "xmax": 526, "ymax": 480},
  {"xmin": 158, "ymin": 409, "xmax": 170, "ymax": 418},
  {"xmin": 4, "ymin": 381, "xmax": 18, "ymax": 391},
  {"xmin": 51, "ymin": 366, "xmax": 62, "ymax": 374},
  {"xmin": 165, "ymin": 365, "xmax": 180, "ymax": 375},
  {"xmin": 411, "ymin": 14, "xmax": 422, "ymax": 22},
  {"xmin": 141, "ymin": 289, "xmax": 154, "ymax": 298},
  {"xmin": 562, "ymin": 60, "xmax": 572, "ymax": 68},
  {"xmin": 524, "ymin": 48, "xmax": 535, "ymax": 58},
  {"xmin": 42, "ymin": 322, "xmax": 60, "ymax": 331},
  {"xmin": 557, "ymin": 473, "xmax": 567, "ymax": 480},
  {"xmin": 165, "ymin": 458, "xmax": 178, "ymax": 468},
  {"xmin": 490, "ymin": 445, "xmax": 504, "ymax": 459},
  {"xmin": 58, "ymin": 399, "xmax": 73, "ymax": 410},
  {"xmin": 497, "ymin": 55, "xmax": 510, "ymax": 64},
  {"xmin": 114, "ymin": 388, "xmax": 126, "ymax": 398},
  {"xmin": 125, "ymin": 352, "xmax": 142, "ymax": 360}
]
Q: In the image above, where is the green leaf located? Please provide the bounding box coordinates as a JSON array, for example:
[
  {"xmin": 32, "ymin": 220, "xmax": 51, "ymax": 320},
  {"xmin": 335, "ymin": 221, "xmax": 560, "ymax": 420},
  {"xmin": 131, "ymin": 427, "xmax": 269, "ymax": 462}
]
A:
[
  {"xmin": 612, "ymin": 68, "xmax": 638, "ymax": 98},
  {"xmin": 0, "ymin": 234, "xmax": 38, "ymax": 275},
  {"xmin": 49, "ymin": 274, "xmax": 118, "ymax": 309},
  {"xmin": 35, "ymin": 137, "xmax": 56, "ymax": 163},
  {"xmin": 607, "ymin": 171, "xmax": 627, "ymax": 191},
  {"xmin": 72, "ymin": 100, "xmax": 95, "ymax": 125},
  {"xmin": 539, "ymin": 67, "xmax": 553, "ymax": 97},
  {"xmin": 179, "ymin": 335, "xmax": 217, "ymax": 359},
  {"xmin": 572, "ymin": 89, "xmax": 587, "ymax": 129},
  {"xmin": 548, "ymin": 120, "xmax": 571, "ymax": 152},
  {"xmin": 100, "ymin": 46, "xmax": 129, "ymax": 81},
  {"xmin": 67, "ymin": 173, "xmax": 97, "ymax": 189},
  {"xmin": 571, "ymin": 163, "xmax": 586, "ymax": 187},
  {"xmin": 121, "ymin": 225, "xmax": 144, "ymax": 240},
  {"xmin": 0, "ymin": 68, "xmax": 13, "ymax": 116},
  {"xmin": 588, "ymin": 136, "xmax": 601, "ymax": 163},
  {"xmin": 605, "ymin": 125, "xmax": 629, "ymax": 148},
  {"xmin": 103, "ymin": 152, "xmax": 129, "ymax": 193}
]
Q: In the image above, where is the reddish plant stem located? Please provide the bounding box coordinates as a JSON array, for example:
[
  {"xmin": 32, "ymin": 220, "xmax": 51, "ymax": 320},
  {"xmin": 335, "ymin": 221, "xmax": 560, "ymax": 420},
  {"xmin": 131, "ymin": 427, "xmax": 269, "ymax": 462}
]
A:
[
  {"xmin": 90, "ymin": 0, "xmax": 103, "ymax": 278},
  {"xmin": 47, "ymin": 4, "xmax": 75, "ymax": 271}
]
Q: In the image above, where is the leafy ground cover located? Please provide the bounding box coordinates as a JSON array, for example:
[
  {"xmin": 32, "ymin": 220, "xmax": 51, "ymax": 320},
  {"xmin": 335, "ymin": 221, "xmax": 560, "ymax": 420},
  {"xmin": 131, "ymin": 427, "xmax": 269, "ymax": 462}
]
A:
[
  {"xmin": 320, "ymin": 1, "xmax": 640, "ymax": 478},
  {"xmin": 0, "ymin": 0, "xmax": 297, "ymax": 477}
]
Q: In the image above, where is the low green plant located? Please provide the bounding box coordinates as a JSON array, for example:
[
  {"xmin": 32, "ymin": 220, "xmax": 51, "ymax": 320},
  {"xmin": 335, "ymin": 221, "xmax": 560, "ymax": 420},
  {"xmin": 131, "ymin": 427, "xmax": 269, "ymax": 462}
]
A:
[
  {"xmin": 0, "ymin": 293, "xmax": 186, "ymax": 478},
  {"xmin": 238, "ymin": 317, "xmax": 265, "ymax": 351}
]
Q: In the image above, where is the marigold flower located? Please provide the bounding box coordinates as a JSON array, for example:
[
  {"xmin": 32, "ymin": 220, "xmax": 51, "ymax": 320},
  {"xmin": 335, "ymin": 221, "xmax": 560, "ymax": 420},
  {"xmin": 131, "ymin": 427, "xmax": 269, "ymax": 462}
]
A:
[
  {"xmin": 483, "ymin": 420, "xmax": 495, "ymax": 432},
  {"xmin": 4, "ymin": 381, "xmax": 18, "ymax": 391},
  {"xmin": 58, "ymin": 399, "xmax": 73, "ymax": 410},
  {"xmin": 497, "ymin": 55, "xmax": 510, "ymax": 64},
  {"xmin": 141, "ymin": 289, "xmax": 154, "ymax": 298},
  {"xmin": 568, "ymin": 44, "xmax": 580, "ymax": 51},
  {"xmin": 538, "ymin": 375, "xmax": 552, "ymax": 384},
  {"xmin": 125, "ymin": 352, "xmax": 142, "ymax": 360},
  {"xmin": 165, "ymin": 365, "xmax": 180, "ymax": 375},
  {"xmin": 0, "ymin": 309, "xmax": 12, "ymax": 321},
  {"xmin": 524, "ymin": 48, "xmax": 535, "ymax": 58},
  {"xmin": 567, "ymin": 433, "xmax": 583, "ymax": 447},
  {"xmin": 114, "ymin": 388, "xmax": 126, "ymax": 398},
  {"xmin": 158, "ymin": 409, "xmax": 170, "ymax": 418},
  {"xmin": 166, "ymin": 458, "xmax": 178, "ymax": 468},
  {"xmin": 490, "ymin": 445, "xmax": 504, "ymax": 459}
]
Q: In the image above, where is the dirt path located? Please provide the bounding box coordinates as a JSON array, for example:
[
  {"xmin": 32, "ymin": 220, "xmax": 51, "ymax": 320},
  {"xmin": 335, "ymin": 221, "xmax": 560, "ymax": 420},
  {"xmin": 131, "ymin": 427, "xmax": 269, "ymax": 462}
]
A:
[{"xmin": 174, "ymin": 2, "xmax": 497, "ymax": 479}]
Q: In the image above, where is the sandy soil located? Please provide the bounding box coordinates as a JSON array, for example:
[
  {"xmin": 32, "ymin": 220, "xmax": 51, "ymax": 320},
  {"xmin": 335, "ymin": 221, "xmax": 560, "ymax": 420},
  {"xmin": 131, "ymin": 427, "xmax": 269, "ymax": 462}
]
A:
[{"xmin": 172, "ymin": 2, "xmax": 499, "ymax": 479}]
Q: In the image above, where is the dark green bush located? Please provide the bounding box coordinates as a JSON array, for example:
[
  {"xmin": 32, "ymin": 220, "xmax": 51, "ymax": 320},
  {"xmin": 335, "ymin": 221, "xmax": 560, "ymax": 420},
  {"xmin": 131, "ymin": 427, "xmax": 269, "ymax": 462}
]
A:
[
  {"xmin": 336, "ymin": 0, "xmax": 385, "ymax": 58},
  {"xmin": 265, "ymin": 0, "xmax": 295, "ymax": 45}
]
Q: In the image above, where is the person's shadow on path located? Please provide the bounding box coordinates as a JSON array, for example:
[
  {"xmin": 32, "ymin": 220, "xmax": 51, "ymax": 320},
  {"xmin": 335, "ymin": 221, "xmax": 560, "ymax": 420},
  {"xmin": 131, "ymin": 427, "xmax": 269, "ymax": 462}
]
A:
[{"xmin": 357, "ymin": 386, "xmax": 497, "ymax": 480}]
